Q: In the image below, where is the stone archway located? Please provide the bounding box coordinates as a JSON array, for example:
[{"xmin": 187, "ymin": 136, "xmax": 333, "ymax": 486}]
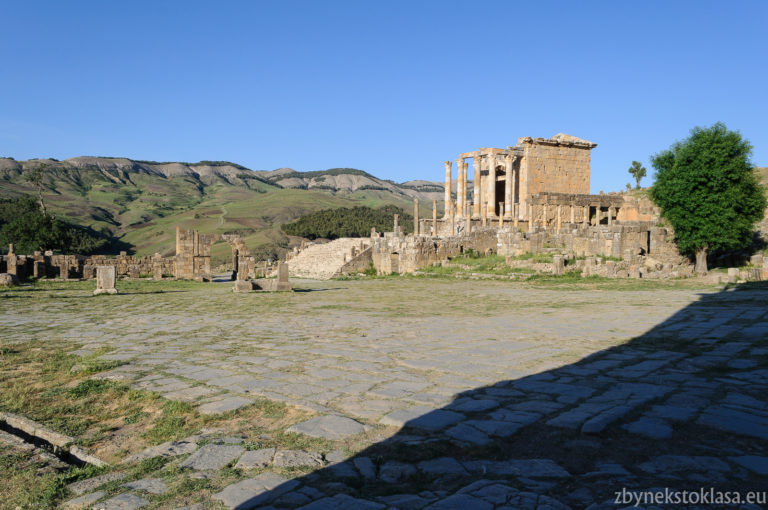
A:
[{"xmin": 174, "ymin": 227, "xmax": 253, "ymax": 281}]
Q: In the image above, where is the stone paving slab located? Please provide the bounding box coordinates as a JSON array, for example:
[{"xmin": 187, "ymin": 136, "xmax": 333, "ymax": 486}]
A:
[
  {"xmin": 93, "ymin": 493, "xmax": 149, "ymax": 510},
  {"xmin": 180, "ymin": 444, "xmax": 245, "ymax": 470},
  {"xmin": 197, "ymin": 396, "xmax": 253, "ymax": 414},
  {"xmin": 62, "ymin": 491, "xmax": 107, "ymax": 509},
  {"xmin": 5, "ymin": 279, "xmax": 768, "ymax": 508},
  {"xmin": 213, "ymin": 473, "xmax": 299, "ymax": 509},
  {"xmin": 68, "ymin": 472, "xmax": 127, "ymax": 495},
  {"xmin": 121, "ymin": 478, "xmax": 168, "ymax": 494},
  {"xmin": 287, "ymin": 415, "xmax": 365, "ymax": 440}
]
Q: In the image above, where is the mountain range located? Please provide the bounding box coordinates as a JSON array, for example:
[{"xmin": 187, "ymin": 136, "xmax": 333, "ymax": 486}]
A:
[{"xmin": 0, "ymin": 157, "xmax": 445, "ymax": 261}]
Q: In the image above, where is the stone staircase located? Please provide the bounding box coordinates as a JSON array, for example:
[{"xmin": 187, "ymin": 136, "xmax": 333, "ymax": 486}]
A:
[{"xmin": 288, "ymin": 238, "xmax": 370, "ymax": 280}]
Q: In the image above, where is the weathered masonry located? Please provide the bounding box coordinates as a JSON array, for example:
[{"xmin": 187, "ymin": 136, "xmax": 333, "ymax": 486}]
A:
[
  {"xmin": 0, "ymin": 228, "xmax": 257, "ymax": 282},
  {"xmin": 443, "ymin": 133, "xmax": 596, "ymax": 224},
  {"xmin": 174, "ymin": 227, "xmax": 254, "ymax": 282},
  {"xmin": 368, "ymin": 133, "xmax": 702, "ymax": 278}
]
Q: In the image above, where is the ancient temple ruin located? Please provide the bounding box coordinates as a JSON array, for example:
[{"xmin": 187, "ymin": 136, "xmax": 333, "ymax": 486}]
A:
[
  {"xmin": 443, "ymin": 133, "xmax": 597, "ymax": 225},
  {"xmin": 367, "ymin": 133, "xmax": 700, "ymax": 278}
]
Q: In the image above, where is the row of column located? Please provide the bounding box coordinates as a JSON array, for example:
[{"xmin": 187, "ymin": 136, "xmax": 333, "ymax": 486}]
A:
[
  {"xmin": 444, "ymin": 153, "xmax": 518, "ymax": 220},
  {"xmin": 528, "ymin": 204, "xmax": 620, "ymax": 230}
]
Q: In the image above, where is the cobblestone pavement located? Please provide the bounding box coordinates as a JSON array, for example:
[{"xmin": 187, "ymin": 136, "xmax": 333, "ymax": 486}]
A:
[{"xmin": 4, "ymin": 278, "xmax": 768, "ymax": 508}]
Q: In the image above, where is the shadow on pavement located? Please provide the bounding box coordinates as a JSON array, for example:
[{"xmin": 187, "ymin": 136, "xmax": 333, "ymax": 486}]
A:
[{"xmin": 216, "ymin": 283, "xmax": 768, "ymax": 509}]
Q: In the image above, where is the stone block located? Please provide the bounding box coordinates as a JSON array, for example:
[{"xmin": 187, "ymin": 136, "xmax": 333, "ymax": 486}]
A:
[
  {"xmin": 0, "ymin": 273, "xmax": 19, "ymax": 287},
  {"xmin": 552, "ymin": 255, "xmax": 564, "ymax": 275},
  {"xmin": 233, "ymin": 280, "xmax": 254, "ymax": 293},
  {"xmin": 93, "ymin": 266, "xmax": 118, "ymax": 295},
  {"xmin": 727, "ymin": 267, "xmax": 739, "ymax": 284}
]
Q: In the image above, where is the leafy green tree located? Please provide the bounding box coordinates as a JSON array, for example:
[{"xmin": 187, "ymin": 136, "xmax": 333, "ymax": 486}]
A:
[
  {"xmin": 628, "ymin": 161, "xmax": 646, "ymax": 189},
  {"xmin": 650, "ymin": 123, "xmax": 767, "ymax": 273},
  {"xmin": 24, "ymin": 163, "xmax": 49, "ymax": 216},
  {"xmin": 0, "ymin": 195, "xmax": 112, "ymax": 254}
]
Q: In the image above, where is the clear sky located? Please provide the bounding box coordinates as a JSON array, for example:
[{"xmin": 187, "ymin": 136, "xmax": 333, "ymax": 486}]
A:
[{"xmin": 1, "ymin": 1, "xmax": 766, "ymax": 192}]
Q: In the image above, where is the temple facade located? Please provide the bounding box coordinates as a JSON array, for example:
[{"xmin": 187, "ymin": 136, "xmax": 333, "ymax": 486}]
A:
[{"xmin": 443, "ymin": 133, "xmax": 598, "ymax": 225}]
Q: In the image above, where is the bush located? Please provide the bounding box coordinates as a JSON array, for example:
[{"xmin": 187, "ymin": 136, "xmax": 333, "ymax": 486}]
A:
[
  {"xmin": 0, "ymin": 195, "xmax": 113, "ymax": 254},
  {"xmin": 281, "ymin": 205, "xmax": 413, "ymax": 240}
]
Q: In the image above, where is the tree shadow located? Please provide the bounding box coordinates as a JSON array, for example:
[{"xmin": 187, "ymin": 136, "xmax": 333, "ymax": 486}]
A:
[{"xmin": 223, "ymin": 283, "xmax": 768, "ymax": 509}]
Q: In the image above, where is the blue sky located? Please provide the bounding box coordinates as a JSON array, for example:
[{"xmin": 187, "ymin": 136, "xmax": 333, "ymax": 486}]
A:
[{"xmin": 1, "ymin": 1, "xmax": 766, "ymax": 192}]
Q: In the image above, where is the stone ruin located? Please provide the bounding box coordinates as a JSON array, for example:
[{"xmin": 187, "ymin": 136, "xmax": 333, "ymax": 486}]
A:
[
  {"xmin": 93, "ymin": 266, "xmax": 118, "ymax": 295},
  {"xmin": 174, "ymin": 227, "xmax": 255, "ymax": 282},
  {"xmin": 368, "ymin": 133, "xmax": 767, "ymax": 280},
  {"xmin": 0, "ymin": 228, "xmax": 265, "ymax": 284},
  {"xmin": 233, "ymin": 261, "xmax": 292, "ymax": 293}
]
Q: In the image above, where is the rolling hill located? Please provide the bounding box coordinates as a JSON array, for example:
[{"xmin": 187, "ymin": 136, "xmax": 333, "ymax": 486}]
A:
[{"xmin": 0, "ymin": 157, "xmax": 445, "ymax": 262}]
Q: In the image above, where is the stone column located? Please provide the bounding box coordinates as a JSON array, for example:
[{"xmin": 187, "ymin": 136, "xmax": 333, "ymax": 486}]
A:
[
  {"xmin": 513, "ymin": 204, "xmax": 519, "ymax": 228},
  {"xmin": 583, "ymin": 206, "xmax": 589, "ymax": 226},
  {"xmin": 462, "ymin": 159, "xmax": 468, "ymax": 218},
  {"xmin": 465, "ymin": 209, "xmax": 471, "ymax": 234},
  {"xmin": 477, "ymin": 169, "xmax": 484, "ymax": 220},
  {"xmin": 594, "ymin": 206, "xmax": 600, "ymax": 226},
  {"xmin": 557, "ymin": 204, "xmax": 562, "ymax": 231},
  {"xmin": 443, "ymin": 161, "xmax": 452, "ymax": 218},
  {"xmin": 432, "ymin": 200, "xmax": 437, "ymax": 236},
  {"xmin": 413, "ymin": 198, "xmax": 419, "ymax": 236},
  {"xmin": 498, "ymin": 203, "xmax": 504, "ymax": 227},
  {"xmin": 450, "ymin": 202, "xmax": 456, "ymax": 235},
  {"xmin": 570, "ymin": 204, "xmax": 575, "ymax": 224},
  {"xmin": 455, "ymin": 158, "xmax": 464, "ymax": 219},
  {"xmin": 608, "ymin": 206, "xmax": 614, "ymax": 226},
  {"xmin": 472, "ymin": 155, "xmax": 481, "ymax": 218},
  {"xmin": 528, "ymin": 204, "xmax": 534, "ymax": 232},
  {"xmin": 487, "ymin": 155, "xmax": 497, "ymax": 218},
  {"xmin": 542, "ymin": 204, "xmax": 548, "ymax": 228},
  {"xmin": 504, "ymin": 154, "xmax": 513, "ymax": 219},
  {"xmin": 393, "ymin": 213, "xmax": 399, "ymax": 235}
]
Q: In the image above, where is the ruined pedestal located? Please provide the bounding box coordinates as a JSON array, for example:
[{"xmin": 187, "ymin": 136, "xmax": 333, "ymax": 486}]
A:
[
  {"xmin": 93, "ymin": 266, "xmax": 118, "ymax": 295},
  {"xmin": 552, "ymin": 255, "xmax": 564, "ymax": 275},
  {"xmin": 233, "ymin": 280, "xmax": 254, "ymax": 293}
]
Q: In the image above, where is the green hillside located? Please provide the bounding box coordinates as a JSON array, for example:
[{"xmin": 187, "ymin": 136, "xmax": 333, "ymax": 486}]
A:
[{"xmin": 0, "ymin": 157, "xmax": 441, "ymax": 263}]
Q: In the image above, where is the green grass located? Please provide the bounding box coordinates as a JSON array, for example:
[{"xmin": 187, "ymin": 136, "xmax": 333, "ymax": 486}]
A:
[{"xmin": 507, "ymin": 252, "xmax": 554, "ymax": 263}]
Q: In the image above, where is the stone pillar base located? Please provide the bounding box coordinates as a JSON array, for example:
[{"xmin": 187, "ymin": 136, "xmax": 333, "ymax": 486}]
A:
[{"xmin": 93, "ymin": 289, "xmax": 118, "ymax": 296}]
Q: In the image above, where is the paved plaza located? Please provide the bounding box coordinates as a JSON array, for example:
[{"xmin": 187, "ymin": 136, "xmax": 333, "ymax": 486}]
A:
[{"xmin": 3, "ymin": 278, "xmax": 768, "ymax": 508}]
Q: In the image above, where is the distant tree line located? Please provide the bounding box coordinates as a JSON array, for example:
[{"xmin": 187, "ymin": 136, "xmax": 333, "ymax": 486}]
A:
[
  {"xmin": 0, "ymin": 195, "xmax": 115, "ymax": 255},
  {"xmin": 281, "ymin": 205, "xmax": 413, "ymax": 240}
]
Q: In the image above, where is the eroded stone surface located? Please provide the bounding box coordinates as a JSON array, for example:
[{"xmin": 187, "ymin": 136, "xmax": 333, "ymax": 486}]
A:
[
  {"xmin": 93, "ymin": 493, "xmax": 149, "ymax": 510},
  {"xmin": 287, "ymin": 415, "xmax": 365, "ymax": 440},
  {"xmin": 62, "ymin": 491, "xmax": 107, "ymax": 509},
  {"xmin": 213, "ymin": 473, "xmax": 299, "ymax": 509},
  {"xmin": 180, "ymin": 444, "xmax": 245, "ymax": 471},
  {"xmin": 67, "ymin": 472, "xmax": 127, "ymax": 495},
  {"xmin": 121, "ymin": 478, "xmax": 168, "ymax": 494}
]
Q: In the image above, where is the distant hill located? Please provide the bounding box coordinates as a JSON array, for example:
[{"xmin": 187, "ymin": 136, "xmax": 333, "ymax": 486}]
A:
[{"xmin": 0, "ymin": 157, "xmax": 445, "ymax": 262}]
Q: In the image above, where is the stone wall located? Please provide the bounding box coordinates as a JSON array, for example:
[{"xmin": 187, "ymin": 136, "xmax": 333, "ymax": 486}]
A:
[
  {"xmin": 520, "ymin": 136, "xmax": 593, "ymax": 198},
  {"xmin": 334, "ymin": 246, "xmax": 373, "ymax": 277},
  {"xmin": 372, "ymin": 229, "xmax": 497, "ymax": 275},
  {"xmin": 0, "ymin": 250, "xmax": 175, "ymax": 280},
  {"xmin": 496, "ymin": 224, "xmax": 685, "ymax": 266}
]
